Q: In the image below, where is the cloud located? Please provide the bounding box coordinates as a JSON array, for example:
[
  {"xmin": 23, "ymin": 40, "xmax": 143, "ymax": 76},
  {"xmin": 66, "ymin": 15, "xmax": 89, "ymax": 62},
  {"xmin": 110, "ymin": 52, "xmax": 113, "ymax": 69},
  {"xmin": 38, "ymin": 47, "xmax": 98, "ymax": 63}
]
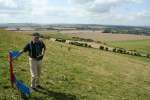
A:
[
  {"xmin": 0, "ymin": 0, "xmax": 144, "ymax": 17},
  {"xmin": 67, "ymin": 0, "xmax": 150, "ymax": 26},
  {"xmin": 0, "ymin": 0, "xmax": 30, "ymax": 16},
  {"xmin": 0, "ymin": 0, "xmax": 18, "ymax": 9},
  {"xmin": 137, "ymin": 11, "xmax": 150, "ymax": 18},
  {"xmin": 0, "ymin": 0, "xmax": 149, "ymax": 26},
  {"xmin": 70, "ymin": 0, "xmax": 143, "ymax": 14}
]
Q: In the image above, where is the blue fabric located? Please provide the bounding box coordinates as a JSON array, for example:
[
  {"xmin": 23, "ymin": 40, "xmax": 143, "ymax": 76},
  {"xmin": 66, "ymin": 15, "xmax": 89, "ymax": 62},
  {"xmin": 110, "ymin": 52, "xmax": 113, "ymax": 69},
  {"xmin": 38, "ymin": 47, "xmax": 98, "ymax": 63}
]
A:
[
  {"xmin": 15, "ymin": 80, "xmax": 30, "ymax": 96},
  {"xmin": 9, "ymin": 51, "xmax": 30, "ymax": 96},
  {"xmin": 9, "ymin": 51, "xmax": 20, "ymax": 59}
]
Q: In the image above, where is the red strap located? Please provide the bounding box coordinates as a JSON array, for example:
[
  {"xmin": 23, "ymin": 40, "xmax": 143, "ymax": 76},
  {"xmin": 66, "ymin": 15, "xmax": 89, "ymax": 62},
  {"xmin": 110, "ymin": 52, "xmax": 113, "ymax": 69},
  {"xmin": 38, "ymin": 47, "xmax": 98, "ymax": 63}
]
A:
[{"xmin": 9, "ymin": 53, "xmax": 15, "ymax": 88}]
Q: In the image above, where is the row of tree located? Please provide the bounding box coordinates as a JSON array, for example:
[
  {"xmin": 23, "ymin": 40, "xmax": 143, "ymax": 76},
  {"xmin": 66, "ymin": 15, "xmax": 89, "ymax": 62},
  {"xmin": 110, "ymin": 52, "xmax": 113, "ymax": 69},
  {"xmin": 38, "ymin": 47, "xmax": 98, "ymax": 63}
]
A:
[
  {"xmin": 72, "ymin": 37, "xmax": 94, "ymax": 42},
  {"xmin": 52, "ymin": 38, "xmax": 150, "ymax": 58},
  {"xmin": 99, "ymin": 46, "xmax": 150, "ymax": 58},
  {"xmin": 102, "ymin": 28, "xmax": 150, "ymax": 36}
]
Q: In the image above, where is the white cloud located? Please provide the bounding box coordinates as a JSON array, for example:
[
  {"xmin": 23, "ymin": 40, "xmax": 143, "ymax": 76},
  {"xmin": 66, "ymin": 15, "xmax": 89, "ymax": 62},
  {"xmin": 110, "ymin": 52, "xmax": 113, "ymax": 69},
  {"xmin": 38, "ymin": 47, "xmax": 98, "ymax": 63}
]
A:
[
  {"xmin": 70, "ymin": 0, "xmax": 144, "ymax": 14},
  {"xmin": 0, "ymin": 0, "xmax": 18, "ymax": 8},
  {"xmin": 67, "ymin": 0, "xmax": 150, "ymax": 26},
  {"xmin": 29, "ymin": 0, "xmax": 49, "ymax": 16},
  {"xmin": 0, "ymin": 0, "xmax": 149, "ymax": 26}
]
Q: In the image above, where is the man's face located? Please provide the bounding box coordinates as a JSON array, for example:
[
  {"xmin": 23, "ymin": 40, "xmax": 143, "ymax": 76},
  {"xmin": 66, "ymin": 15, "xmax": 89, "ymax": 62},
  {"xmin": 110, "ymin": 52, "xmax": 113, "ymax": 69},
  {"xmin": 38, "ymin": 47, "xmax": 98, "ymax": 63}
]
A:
[{"xmin": 33, "ymin": 36, "xmax": 39, "ymax": 43}]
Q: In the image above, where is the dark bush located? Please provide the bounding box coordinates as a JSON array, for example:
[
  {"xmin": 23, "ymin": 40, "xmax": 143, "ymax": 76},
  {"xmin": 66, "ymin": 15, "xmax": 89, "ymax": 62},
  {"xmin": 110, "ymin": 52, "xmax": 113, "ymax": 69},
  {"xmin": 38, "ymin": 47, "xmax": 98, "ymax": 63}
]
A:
[
  {"xmin": 133, "ymin": 52, "xmax": 141, "ymax": 56},
  {"xmin": 117, "ymin": 49, "xmax": 123, "ymax": 53},
  {"xmin": 122, "ymin": 49, "xmax": 127, "ymax": 54},
  {"xmin": 99, "ymin": 46, "xmax": 104, "ymax": 50},
  {"xmin": 147, "ymin": 54, "xmax": 150, "ymax": 58},
  {"xmin": 56, "ymin": 38, "xmax": 66, "ymax": 43},
  {"xmin": 105, "ymin": 47, "xmax": 109, "ymax": 51},
  {"xmin": 84, "ymin": 43, "xmax": 88, "ymax": 47},
  {"xmin": 134, "ymin": 52, "xmax": 138, "ymax": 56},
  {"xmin": 69, "ymin": 41, "xmax": 88, "ymax": 47},
  {"xmin": 116, "ymin": 48, "xmax": 126, "ymax": 54},
  {"xmin": 113, "ymin": 48, "xmax": 117, "ymax": 52}
]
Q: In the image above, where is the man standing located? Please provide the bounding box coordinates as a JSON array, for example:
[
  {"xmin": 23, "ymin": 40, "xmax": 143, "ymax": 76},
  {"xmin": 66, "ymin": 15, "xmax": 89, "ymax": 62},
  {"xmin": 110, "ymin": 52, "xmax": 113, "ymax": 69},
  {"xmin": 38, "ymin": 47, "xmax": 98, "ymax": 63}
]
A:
[{"xmin": 19, "ymin": 32, "xmax": 46, "ymax": 90}]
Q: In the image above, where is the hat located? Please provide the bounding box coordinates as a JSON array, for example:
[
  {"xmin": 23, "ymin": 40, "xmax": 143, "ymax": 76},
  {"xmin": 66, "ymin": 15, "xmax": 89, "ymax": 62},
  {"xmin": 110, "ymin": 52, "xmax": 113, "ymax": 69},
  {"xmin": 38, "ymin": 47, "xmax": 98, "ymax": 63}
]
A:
[{"xmin": 32, "ymin": 32, "xmax": 40, "ymax": 37}]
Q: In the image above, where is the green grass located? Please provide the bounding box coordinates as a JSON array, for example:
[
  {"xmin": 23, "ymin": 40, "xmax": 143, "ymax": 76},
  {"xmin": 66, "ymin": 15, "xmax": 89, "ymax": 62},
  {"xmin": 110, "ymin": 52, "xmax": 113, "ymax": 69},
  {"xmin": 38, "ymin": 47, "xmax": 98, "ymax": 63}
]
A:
[
  {"xmin": 107, "ymin": 39, "xmax": 150, "ymax": 53},
  {"xmin": 1, "ymin": 30, "xmax": 150, "ymax": 100}
]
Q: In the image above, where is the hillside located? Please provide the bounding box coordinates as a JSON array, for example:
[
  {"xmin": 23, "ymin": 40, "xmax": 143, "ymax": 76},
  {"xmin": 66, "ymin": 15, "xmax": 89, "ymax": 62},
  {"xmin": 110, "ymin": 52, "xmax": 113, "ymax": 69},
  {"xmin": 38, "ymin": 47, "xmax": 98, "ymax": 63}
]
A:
[{"xmin": 0, "ymin": 30, "xmax": 150, "ymax": 100}]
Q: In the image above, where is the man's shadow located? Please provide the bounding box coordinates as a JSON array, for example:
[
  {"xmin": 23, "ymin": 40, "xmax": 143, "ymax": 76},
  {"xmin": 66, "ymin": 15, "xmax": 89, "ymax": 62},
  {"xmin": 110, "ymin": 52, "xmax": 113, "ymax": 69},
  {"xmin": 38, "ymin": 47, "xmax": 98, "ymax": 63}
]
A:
[{"xmin": 33, "ymin": 86, "xmax": 77, "ymax": 100}]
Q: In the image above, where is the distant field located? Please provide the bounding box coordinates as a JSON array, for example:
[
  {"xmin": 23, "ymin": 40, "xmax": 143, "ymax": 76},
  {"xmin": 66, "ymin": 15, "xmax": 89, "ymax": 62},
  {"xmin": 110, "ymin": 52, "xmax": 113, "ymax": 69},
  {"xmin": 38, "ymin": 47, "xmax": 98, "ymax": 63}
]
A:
[
  {"xmin": 107, "ymin": 39, "xmax": 150, "ymax": 53},
  {"xmin": 14, "ymin": 30, "xmax": 150, "ymax": 42},
  {"xmin": 61, "ymin": 30, "xmax": 150, "ymax": 42}
]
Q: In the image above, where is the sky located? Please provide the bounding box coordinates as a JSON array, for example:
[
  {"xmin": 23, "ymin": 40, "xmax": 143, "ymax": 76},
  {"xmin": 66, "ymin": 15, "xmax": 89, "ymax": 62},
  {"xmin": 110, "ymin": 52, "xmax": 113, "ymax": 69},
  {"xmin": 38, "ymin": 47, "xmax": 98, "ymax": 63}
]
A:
[{"xmin": 0, "ymin": 0, "xmax": 150, "ymax": 26}]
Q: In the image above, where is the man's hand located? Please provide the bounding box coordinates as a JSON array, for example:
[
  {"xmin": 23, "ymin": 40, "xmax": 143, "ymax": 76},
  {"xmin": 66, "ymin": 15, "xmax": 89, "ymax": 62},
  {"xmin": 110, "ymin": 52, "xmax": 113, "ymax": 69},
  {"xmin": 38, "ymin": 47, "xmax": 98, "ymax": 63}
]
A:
[{"xmin": 36, "ymin": 55, "xmax": 44, "ymax": 60}]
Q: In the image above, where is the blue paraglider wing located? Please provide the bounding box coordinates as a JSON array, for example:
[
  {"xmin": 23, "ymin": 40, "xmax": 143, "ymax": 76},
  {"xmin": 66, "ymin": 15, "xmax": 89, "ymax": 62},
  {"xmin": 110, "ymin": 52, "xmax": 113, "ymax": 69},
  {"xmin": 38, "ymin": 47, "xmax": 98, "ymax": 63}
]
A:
[
  {"xmin": 15, "ymin": 80, "xmax": 30, "ymax": 96},
  {"xmin": 9, "ymin": 51, "xmax": 20, "ymax": 59},
  {"xmin": 9, "ymin": 51, "xmax": 30, "ymax": 96}
]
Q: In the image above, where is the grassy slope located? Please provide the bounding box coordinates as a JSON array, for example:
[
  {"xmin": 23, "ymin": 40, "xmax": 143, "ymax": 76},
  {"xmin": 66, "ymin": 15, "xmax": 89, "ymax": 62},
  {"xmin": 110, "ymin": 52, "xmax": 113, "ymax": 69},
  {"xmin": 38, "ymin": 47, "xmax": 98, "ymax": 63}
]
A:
[
  {"xmin": 0, "ymin": 30, "xmax": 150, "ymax": 100},
  {"xmin": 107, "ymin": 39, "xmax": 150, "ymax": 53}
]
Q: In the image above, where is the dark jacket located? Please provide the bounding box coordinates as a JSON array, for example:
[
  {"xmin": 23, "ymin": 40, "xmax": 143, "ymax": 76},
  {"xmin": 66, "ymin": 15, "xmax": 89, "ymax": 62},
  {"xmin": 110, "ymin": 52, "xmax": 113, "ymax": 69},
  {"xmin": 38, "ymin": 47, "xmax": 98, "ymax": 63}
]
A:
[{"xmin": 23, "ymin": 40, "xmax": 45, "ymax": 60}]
